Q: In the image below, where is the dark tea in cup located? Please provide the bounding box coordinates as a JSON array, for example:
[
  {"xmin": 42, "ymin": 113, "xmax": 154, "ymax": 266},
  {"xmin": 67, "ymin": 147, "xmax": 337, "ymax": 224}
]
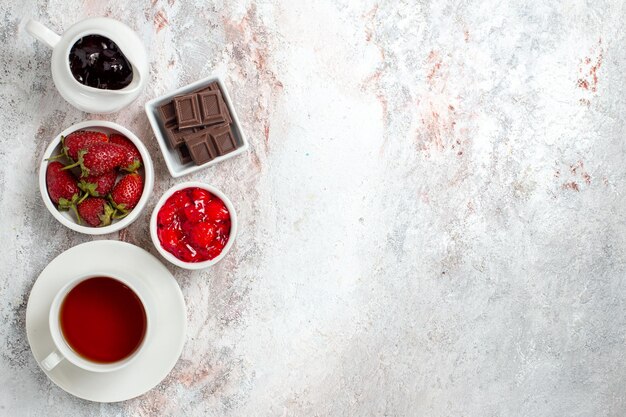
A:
[{"xmin": 59, "ymin": 276, "xmax": 146, "ymax": 363}]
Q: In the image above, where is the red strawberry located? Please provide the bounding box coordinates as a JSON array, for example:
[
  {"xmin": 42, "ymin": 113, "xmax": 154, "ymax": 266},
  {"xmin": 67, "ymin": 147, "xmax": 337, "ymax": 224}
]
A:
[
  {"xmin": 177, "ymin": 243, "xmax": 198, "ymax": 263},
  {"xmin": 109, "ymin": 133, "xmax": 142, "ymax": 172},
  {"xmin": 46, "ymin": 161, "xmax": 81, "ymax": 207},
  {"xmin": 198, "ymin": 245, "xmax": 223, "ymax": 262},
  {"xmin": 77, "ymin": 197, "xmax": 114, "ymax": 227},
  {"xmin": 215, "ymin": 222, "xmax": 231, "ymax": 244},
  {"xmin": 46, "ymin": 161, "xmax": 84, "ymax": 222},
  {"xmin": 205, "ymin": 199, "xmax": 230, "ymax": 221},
  {"xmin": 191, "ymin": 188, "xmax": 212, "ymax": 203},
  {"xmin": 60, "ymin": 131, "xmax": 108, "ymax": 161},
  {"xmin": 189, "ymin": 222, "xmax": 216, "ymax": 248},
  {"xmin": 170, "ymin": 189, "xmax": 192, "ymax": 208},
  {"xmin": 63, "ymin": 142, "xmax": 126, "ymax": 177},
  {"xmin": 110, "ymin": 173, "xmax": 143, "ymax": 213},
  {"xmin": 183, "ymin": 204, "xmax": 205, "ymax": 223},
  {"xmin": 158, "ymin": 226, "xmax": 182, "ymax": 252},
  {"xmin": 78, "ymin": 170, "xmax": 117, "ymax": 197},
  {"xmin": 157, "ymin": 203, "xmax": 178, "ymax": 227}
]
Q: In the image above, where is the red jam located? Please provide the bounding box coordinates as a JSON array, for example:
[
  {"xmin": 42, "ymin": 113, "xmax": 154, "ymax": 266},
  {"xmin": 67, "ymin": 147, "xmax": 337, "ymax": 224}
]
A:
[{"xmin": 156, "ymin": 187, "xmax": 231, "ymax": 263}]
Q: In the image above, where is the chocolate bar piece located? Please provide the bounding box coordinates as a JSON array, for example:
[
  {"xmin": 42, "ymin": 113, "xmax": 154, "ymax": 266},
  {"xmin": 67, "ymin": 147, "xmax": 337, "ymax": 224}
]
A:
[
  {"xmin": 164, "ymin": 123, "xmax": 195, "ymax": 149},
  {"xmin": 197, "ymin": 90, "xmax": 226, "ymax": 125},
  {"xmin": 158, "ymin": 101, "xmax": 177, "ymax": 125},
  {"xmin": 184, "ymin": 130, "xmax": 217, "ymax": 165},
  {"xmin": 200, "ymin": 84, "xmax": 232, "ymax": 124},
  {"xmin": 209, "ymin": 124, "xmax": 237, "ymax": 155},
  {"xmin": 174, "ymin": 94, "xmax": 202, "ymax": 129},
  {"xmin": 220, "ymin": 94, "xmax": 232, "ymax": 125},
  {"xmin": 202, "ymin": 82, "xmax": 219, "ymax": 91},
  {"xmin": 176, "ymin": 144, "xmax": 192, "ymax": 164}
]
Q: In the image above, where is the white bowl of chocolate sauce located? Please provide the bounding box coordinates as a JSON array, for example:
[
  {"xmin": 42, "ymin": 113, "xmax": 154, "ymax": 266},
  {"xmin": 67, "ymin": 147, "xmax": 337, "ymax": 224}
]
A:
[{"xmin": 26, "ymin": 17, "xmax": 148, "ymax": 114}]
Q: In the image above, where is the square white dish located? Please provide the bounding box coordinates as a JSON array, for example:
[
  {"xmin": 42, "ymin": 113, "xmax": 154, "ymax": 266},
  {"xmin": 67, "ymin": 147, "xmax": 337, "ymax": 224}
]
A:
[{"xmin": 145, "ymin": 75, "xmax": 249, "ymax": 178}]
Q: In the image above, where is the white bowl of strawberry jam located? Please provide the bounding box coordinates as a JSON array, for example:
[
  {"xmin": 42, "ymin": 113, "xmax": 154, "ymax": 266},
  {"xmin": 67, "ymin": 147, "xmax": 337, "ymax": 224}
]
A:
[{"xmin": 150, "ymin": 182, "xmax": 237, "ymax": 269}]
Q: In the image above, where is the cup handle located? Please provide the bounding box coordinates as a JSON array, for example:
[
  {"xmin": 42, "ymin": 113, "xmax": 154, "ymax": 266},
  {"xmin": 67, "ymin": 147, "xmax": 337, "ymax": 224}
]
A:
[
  {"xmin": 25, "ymin": 19, "xmax": 60, "ymax": 49},
  {"xmin": 41, "ymin": 350, "xmax": 64, "ymax": 371}
]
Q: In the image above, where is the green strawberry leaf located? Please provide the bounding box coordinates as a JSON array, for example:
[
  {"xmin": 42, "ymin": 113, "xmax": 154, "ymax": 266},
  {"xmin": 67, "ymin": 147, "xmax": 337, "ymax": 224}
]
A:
[
  {"xmin": 45, "ymin": 153, "xmax": 65, "ymax": 161},
  {"xmin": 62, "ymin": 149, "xmax": 87, "ymax": 176},
  {"xmin": 78, "ymin": 180, "xmax": 99, "ymax": 196},
  {"xmin": 121, "ymin": 159, "xmax": 142, "ymax": 173},
  {"xmin": 111, "ymin": 209, "xmax": 130, "ymax": 220},
  {"xmin": 77, "ymin": 192, "xmax": 89, "ymax": 204},
  {"xmin": 99, "ymin": 204, "xmax": 115, "ymax": 226},
  {"xmin": 109, "ymin": 197, "xmax": 128, "ymax": 214},
  {"xmin": 57, "ymin": 198, "xmax": 72, "ymax": 210}
]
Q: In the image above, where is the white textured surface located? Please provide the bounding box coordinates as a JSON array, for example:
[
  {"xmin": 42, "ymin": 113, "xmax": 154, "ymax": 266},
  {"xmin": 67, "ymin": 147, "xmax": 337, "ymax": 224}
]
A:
[{"xmin": 1, "ymin": 0, "xmax": 626, "ymax": 416}]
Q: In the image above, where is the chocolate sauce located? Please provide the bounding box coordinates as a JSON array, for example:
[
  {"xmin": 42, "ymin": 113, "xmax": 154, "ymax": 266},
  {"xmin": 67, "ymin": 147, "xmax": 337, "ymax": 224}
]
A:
[{"xmin": 69, "ymin": 35, "xmax": 133, "ymax": 90}]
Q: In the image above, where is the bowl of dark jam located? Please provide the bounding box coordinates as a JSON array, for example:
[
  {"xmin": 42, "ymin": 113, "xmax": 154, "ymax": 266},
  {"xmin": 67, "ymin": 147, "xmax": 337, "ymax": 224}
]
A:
[
  {"xmin": 69, "ymin": 35, "xmax": 135, "ymax": 91},
  {"xmin": 26, "ymin": 17, "xmax": 148, "ymax": 113}
]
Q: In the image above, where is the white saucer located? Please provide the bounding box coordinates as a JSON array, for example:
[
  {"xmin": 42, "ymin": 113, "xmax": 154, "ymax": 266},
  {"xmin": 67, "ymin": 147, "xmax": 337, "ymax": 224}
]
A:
[{"xmin": 26, "ymin": 240, "xmax": 186, "ymax": 402}]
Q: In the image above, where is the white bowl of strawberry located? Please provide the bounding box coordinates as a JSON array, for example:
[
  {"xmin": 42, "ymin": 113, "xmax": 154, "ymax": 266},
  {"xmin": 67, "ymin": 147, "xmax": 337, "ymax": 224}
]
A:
[
  {"xmin": 150, "ymin": 182, "xmax": 237, "ymax": 269},
  {"xmin": 39, "ymin": 120, "xmax": 154, "ymax": 234}
]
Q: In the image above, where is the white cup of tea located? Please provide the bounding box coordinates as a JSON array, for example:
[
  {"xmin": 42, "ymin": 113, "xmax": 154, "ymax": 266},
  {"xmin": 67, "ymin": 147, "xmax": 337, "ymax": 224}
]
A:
[{"xmin": 41, "ymin": 272, "xmax": 151, "ymax": 373}]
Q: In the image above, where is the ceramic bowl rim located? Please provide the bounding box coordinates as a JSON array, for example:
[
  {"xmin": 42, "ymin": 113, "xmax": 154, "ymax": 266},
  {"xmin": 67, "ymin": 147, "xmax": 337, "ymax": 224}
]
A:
[
  {"xmin": 38, "ymin": 120, "xmax": 154, "ymax": 235},
  {"xmin": 149, "ymin": 181, "xmax": 238, "ymax": 270}
]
